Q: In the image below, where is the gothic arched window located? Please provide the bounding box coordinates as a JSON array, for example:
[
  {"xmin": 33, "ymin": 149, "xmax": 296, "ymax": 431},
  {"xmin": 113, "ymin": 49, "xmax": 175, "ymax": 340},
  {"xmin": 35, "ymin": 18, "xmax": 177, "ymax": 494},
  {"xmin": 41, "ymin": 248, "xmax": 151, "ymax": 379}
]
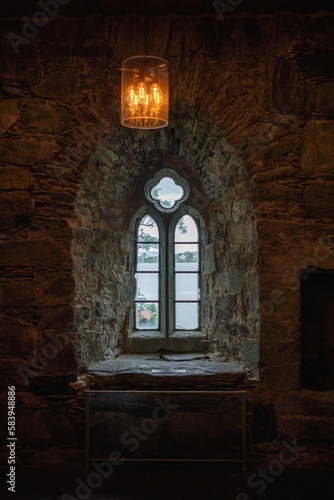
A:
[{"xmin": 129, "ymin": 169, "xmax": 207, "ymax": 351}]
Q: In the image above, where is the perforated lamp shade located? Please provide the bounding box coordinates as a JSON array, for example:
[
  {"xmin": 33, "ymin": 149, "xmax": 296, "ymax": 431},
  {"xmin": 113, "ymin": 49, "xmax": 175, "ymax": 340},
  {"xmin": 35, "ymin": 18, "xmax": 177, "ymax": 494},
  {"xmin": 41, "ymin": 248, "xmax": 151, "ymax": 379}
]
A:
[{"xmin": 121, "ymin": 56, "xmax": 169, "ymax": 130}]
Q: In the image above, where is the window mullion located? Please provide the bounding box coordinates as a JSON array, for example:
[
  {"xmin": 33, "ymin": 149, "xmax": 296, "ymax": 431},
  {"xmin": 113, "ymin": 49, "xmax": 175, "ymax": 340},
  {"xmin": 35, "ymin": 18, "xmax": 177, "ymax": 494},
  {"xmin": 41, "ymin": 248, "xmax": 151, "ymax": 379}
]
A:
[
  {"xmin": 160, "ymin": 218, "xmax": 166, "ymax": 337},
  {"xmin": 167, "ymin": 220, "xmax": 175, "ymax": 337}
]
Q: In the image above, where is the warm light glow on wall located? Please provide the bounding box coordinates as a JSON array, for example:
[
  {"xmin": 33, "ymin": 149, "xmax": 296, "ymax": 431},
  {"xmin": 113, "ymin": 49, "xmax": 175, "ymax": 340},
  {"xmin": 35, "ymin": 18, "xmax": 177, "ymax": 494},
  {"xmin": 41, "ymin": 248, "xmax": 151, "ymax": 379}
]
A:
[{"xmin": 121, "ymin": 56, "xmax": 169, "ymax": 130}]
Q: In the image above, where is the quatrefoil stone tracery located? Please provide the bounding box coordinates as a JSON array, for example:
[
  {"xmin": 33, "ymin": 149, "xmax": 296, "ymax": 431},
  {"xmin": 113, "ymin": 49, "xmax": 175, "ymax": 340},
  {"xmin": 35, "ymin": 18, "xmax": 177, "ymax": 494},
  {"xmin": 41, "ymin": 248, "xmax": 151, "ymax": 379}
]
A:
[
  {"xmin": 151, "ymin": 177, "xmax": 184, "ymax": 209},
  {"xmin": 144, "ymin": 170, "xmax": 190, "ymax": 213}
]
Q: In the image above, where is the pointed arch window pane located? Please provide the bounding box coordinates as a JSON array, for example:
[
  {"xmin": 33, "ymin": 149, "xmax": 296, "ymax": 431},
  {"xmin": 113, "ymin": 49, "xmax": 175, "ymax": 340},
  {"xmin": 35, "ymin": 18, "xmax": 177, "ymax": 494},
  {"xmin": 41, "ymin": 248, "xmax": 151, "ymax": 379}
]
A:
[
  {"xmin": 138, "ymin": 215, "xmax": 159, "ymax": 242},
  {"xmin": 137, "ymin": 215, "xmax": 159, "ymax": 272},
  {"xmin": 174, "ymin": 215, "xmax": 198, "ymax": 242},
  {"xmin": 135, "ymin": 214, "xmax": 160, "ymax": 331}
]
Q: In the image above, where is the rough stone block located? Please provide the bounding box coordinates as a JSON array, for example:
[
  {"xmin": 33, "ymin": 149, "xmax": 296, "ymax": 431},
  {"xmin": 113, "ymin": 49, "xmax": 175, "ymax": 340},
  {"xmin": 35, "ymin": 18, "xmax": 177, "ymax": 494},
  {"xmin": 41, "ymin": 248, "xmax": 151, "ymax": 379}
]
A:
[
  {"xmin": 300, "ymin": 17, "xmax": 334, "ymax": 52},
  {"xmin": 0, "ymin": 166, "xmax": 34, "ymax": 190},
  {"xmin": 257, "ymin": 183, "xmax": 301, "ymax": 202},
  {"xmin": 301, "ymin": 120, "xmax": 334, "ymax": 178},
  {"xmin": 33, "ymin": 70, "xmax": 81, "ymax": 99},
  {"xmin": 260, "ymin": 363, "xmax": 300, "ymax": 391},
  {"xmin": 299, "ymin": 50, "xmax": 334, "ymax": 76},
  {"xmin": 0, "ymin": 46, "xmax": 42, "ymax": 85},
  {"xmin": 39, "ymin": 15, "xmax": 104, "ymax": 46},
  {"xmin": 0, "ymin": 192, "xmax": 34, "ymax": 232},
  {"xmin": 114, "ymin": 15, "xmax": 173, "ymax": 61},
  {"xmin": 257, "ymin": 220, "xmax": 324, "ymax": 247},
  {"xmin": 28, "ymin": 373, "xmax": 77, "ymax": 394},
  {"xmin": 0, "ymin": 359, "xmax": 35, "ymax": 388},
  {"xmin": 226, "ymin": 222, "xmax": 254, "ymax": 244},
  {"xmin": 20, "ymin": 99, "xmax": 71, "ymax": 133},
  {"xmin": 0, "ymin": 100, "xmax": 20, "ymax": 132},
  {"xmin": 316, "ymin": 82, "xmax": 334, "ymax": 115},
  {"xmin": 260, "ymin": 339, "xmax": 300, "ymax": 367},
  {"xmin": 0, "ymin": 280, "xmax": 33, "ymax": 307},
  {"xmin": 254, "ymin": 165, "xmax": 296, "ymax": 182},
  {"xmin": 0, "ymin": 138, "xmax": 60, "ymax": 165},
  {"xmin": 38, "ymin": 306, "xmax": 74, "ymax": 331},
  {"xmin": 259, "ymin": 290, "xmax": 300, "ymax": 326},
  {"xmin": 285, "ymin": 390, "xmax": 334, "ymax": 416},
  {"xmin": 16, "ymin": 392, "xmax": 46, "ymax": 409},
  {"xmin": 233, "ymin": 18, "xmax": 282, "ymax": 55},
  {"xmin": 240, "ymin": 338, "xmax": 259, "ymax": 365},
  {"xmin": 264, "ymin": 57, "xmax": 313, "ymax": 115},
  {"xmin": 303, "ymin": 183, "xmax": 334, "ymax": 218},
  {"xmin": 258, "ymin": 246, "xmax": 320, "ymax": 275},
  {"xmin": 16, "ymin": 409, "xmax": 52, "ymax": 446},
  {"xmin": 34, "ymin": 274, "xmax": 74, "ymax": 306},
  {"xmin": 0, "ymin": 241, "xmax": 68, "ymax": 268},
  {"xmin": 278, "ymin": 416, "xmax": 334, "ymax": 442},
  {"xmin": 43, "ymin": 410, "xmax": 79, "ymax": 445},
  {"xmin": 0, "ymin": 315, "xmax": 34, "ymax": 354},
  {"xmin": 262, "ymin": 137, "xmax": 300, "ymax": 165}
]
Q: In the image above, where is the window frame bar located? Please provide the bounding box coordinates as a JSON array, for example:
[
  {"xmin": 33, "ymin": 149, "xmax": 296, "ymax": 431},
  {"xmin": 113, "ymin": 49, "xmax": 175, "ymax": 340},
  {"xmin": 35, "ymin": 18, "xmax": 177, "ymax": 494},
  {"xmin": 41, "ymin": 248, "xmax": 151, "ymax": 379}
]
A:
[
  {"xmin": 133, "ymin": 208, "xmax": 166, "ymax": 334},
  {"xmin": 169, "ymin": 207, "xmax": 202, "ymax": 335}
]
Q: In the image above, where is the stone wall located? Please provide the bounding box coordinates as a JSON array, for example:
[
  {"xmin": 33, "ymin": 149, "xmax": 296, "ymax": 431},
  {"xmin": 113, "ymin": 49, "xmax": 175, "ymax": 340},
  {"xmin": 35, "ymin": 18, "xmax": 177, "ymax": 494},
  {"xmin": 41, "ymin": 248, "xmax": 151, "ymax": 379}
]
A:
[{"xmin": 1, "ymin": 6, "xmax": 334, "ymax": 466}]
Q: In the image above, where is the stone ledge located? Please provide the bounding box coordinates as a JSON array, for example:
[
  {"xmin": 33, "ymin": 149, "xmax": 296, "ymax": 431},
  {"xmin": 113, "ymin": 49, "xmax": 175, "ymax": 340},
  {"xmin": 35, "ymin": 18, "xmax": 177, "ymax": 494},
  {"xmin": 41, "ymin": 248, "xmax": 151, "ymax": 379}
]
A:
[
  {"xmin": 87, "ymin": 355, "xmax": 246, "ymax": 390},
  {"xmin": 127, "ymin": 332, "xmax": 209, "ymax": 353}
]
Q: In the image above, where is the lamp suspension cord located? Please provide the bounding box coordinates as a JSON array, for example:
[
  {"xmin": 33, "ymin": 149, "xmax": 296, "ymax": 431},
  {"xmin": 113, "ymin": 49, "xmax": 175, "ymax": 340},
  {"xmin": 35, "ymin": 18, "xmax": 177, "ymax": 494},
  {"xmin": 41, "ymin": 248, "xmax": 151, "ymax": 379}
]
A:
[{"xmin": 144, "ymin": 0, "xmax": 149, "ymax": 57}]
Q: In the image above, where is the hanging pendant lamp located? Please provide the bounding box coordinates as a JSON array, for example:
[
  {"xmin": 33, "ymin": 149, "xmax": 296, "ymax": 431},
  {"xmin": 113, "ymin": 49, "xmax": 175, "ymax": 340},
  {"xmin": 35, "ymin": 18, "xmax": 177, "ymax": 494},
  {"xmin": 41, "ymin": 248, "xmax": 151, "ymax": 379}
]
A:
[{"xmin": 121, "ymin": 55, "xmax": 169, "ymax": 130}]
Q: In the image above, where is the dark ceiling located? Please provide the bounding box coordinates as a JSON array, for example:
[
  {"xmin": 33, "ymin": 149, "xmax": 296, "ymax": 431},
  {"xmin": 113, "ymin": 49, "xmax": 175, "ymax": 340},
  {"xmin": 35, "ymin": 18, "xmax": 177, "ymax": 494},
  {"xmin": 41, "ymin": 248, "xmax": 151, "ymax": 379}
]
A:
[{"xmin": 0, "ymin": 0, "xmax": 333, "ymax": 17}]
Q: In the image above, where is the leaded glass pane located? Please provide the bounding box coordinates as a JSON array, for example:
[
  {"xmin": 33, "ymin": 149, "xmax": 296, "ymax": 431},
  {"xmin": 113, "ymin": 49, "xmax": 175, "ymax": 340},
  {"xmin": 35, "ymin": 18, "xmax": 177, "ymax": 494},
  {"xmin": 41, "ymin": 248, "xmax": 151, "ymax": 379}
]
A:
[
  {"xmin": 175, "ymin": 273, "xmax": 199, "ymax": 300},
  {"xmin": 135, "ymin": 303, "xmax": 159, "ymax": 330},
  {"xmin": 135, "ymin": 273, "xmax": 159, "ymax": 301},
  {"xmin": 150, "ymin": 176, "xmax": 184, "ymax": 209},
  {"xmin": 175, "ymin": 303, "xmax": 199, "ymax": 330},
  {"xmin": 174, "ymin": 215, "xmax": 198, "ymax": 242},
  {"xmin": 137, "ymin": 215, "xmax": 159, "ymax": 242},
  {"xmin": 175, "ymin": 243, "xmax": 199, "ymax": 271},
  {"xmin": 137, "ymin": 243, "xmax": 159, "ymax": 271}
]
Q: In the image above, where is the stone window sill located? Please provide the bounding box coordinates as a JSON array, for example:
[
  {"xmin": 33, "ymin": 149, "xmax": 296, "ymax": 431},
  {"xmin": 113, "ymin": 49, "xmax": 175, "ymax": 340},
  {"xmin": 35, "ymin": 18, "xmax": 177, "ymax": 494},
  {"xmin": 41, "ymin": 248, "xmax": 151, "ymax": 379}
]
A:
[
  {"xmin": 87, "ymin": 354, "xmax": 246, "ymax": 390},
  {"xmin": 127, "ymin": 331, "xmax": 209, "ymax": 353}
]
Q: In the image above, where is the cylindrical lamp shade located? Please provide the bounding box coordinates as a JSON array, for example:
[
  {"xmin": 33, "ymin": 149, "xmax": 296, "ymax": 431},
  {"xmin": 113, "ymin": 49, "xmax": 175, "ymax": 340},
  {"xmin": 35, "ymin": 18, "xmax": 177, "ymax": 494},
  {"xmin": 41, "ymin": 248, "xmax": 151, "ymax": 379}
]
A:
[{"xmin": 121, "ymin": 56, "xmax": 169, "ymax": 129}]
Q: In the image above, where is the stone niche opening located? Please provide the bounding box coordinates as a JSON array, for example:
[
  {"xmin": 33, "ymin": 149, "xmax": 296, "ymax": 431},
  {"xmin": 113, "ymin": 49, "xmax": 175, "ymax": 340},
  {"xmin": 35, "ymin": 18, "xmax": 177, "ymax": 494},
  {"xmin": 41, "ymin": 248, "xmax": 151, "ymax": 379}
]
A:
[
  {"xmin": 301, "ymin": 268, "xmax": 334, "ymax": 391},
  {"xmin": 72, "ymin": 104, "xmax": 260, "ymax": 378}
]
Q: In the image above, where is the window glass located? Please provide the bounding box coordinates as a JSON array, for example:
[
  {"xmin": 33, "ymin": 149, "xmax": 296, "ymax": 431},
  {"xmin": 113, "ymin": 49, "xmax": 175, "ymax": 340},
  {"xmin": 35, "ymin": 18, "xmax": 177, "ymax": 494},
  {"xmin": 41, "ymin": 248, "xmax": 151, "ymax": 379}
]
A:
[
  {"xmin": 150, "ymin": 176, "xmax": 184, "ymax": 209},
  {"xmin": 135, "ymin": 215, "xmax": 160, "ymax": 330},
  {"xmin": 175, "ymin": 303, "xmax": 199, "ymax": 330},
  {"xmin": 174, "ymin": 214, "xmax": 200, "ymax": 331},
  {"xmin": 175, "ymin": 243, "xmax": 199, "ymax": 271},
  {"xmin": 137, "ymin": 215, "xmax": 159, "ymax": 242},
  {"xmin": 137, "ymin": 215, "xmax": 159, "ymax": 271},
  {"xmin": 175, "ymin": 274, "xmax": 199, "ymax": 300},
  {"xmin": 133, "ymin": 172, "xmax": 202, "ymax": 338},
  {"xmin": 135, "ymin": 303, "xmax": 159, "ymax": 330},
  {"xmin": 137, "ymin": 244, "xmax": 159, "ymax": 271},
  {"xmin": 135, "ymin": 273, "xmax": 159, "ymax": 301},
  {"xmin": 175, "ymin": 215, "xmax": 198, "ymax": 242}
]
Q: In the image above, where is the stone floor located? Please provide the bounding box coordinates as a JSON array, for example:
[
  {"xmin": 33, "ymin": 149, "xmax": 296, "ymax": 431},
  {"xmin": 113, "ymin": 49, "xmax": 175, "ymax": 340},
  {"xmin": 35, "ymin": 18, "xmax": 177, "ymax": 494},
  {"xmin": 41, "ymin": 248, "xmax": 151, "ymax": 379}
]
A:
[{"xmin": 2, "ymin": 463, "xmax": 334, "ymax": 500}]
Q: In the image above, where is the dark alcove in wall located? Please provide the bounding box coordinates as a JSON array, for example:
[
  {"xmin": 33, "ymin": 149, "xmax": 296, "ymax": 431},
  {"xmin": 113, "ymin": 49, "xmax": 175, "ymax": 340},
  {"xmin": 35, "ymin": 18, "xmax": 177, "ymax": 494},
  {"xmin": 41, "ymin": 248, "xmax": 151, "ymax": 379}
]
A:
[{"xmin": 301, "ymin": 268, "xmax": 334, "ymax": 391}]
